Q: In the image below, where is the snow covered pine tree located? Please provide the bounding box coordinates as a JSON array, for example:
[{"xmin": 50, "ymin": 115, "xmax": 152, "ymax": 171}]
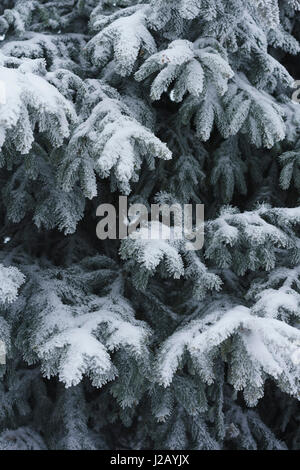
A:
[{"xmin": 0, "ymin": 0, "xmax": 299, "ymax": 451}]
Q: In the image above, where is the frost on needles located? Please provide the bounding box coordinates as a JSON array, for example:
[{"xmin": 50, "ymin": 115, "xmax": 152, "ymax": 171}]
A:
[{"xmin": 0, "ymin": 0, "xmax": 299, "ymax": 450}]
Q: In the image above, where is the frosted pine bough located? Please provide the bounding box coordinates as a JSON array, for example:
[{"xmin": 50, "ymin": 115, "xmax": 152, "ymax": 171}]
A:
[{"xmin": 0, "ymin": 0, "xmax": 298, "ymax": 450}]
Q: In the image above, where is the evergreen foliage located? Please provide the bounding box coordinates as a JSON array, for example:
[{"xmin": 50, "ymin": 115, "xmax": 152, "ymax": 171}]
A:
[{"xmin": 0, "ymin": 0, "xmax": 299, "ymax": 450}]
